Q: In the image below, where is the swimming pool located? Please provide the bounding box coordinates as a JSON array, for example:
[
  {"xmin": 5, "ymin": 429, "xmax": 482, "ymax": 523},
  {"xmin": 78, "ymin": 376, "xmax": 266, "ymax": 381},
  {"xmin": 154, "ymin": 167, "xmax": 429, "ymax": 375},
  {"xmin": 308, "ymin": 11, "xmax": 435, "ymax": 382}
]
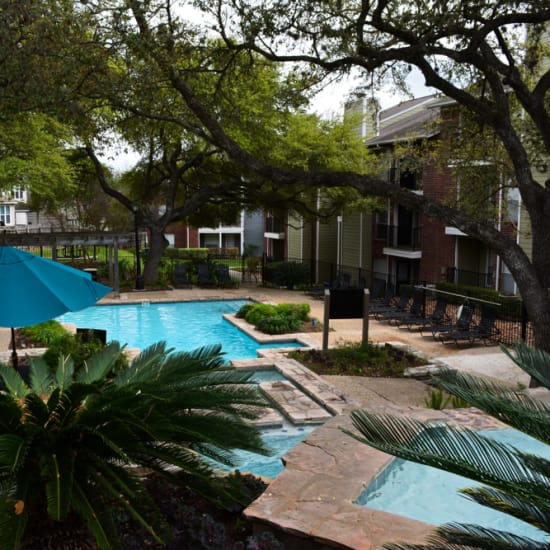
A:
[
  {"xmin": 58, "ymin": 300, "xmax": 301, "ymax": 362},
  {"xmin": 356, "ymin": 427, "xmax": 549, "ymax": 542}
]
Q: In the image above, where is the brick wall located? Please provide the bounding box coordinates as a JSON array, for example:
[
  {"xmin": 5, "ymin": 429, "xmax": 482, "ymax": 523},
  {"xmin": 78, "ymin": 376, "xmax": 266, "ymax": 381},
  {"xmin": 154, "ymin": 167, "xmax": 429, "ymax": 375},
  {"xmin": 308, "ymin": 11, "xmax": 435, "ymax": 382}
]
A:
[{"xmin": 420, "ymin": 160, "xmax": 456, "ymax": 283}]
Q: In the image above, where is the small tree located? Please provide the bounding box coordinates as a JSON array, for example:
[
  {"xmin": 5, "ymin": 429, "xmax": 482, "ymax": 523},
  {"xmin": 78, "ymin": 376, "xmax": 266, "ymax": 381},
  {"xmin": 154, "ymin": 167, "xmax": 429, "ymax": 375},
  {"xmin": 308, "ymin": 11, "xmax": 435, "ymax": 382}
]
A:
[{"xmin": 0, "ymin": 341, "xmax": 269, "ymax": 549}]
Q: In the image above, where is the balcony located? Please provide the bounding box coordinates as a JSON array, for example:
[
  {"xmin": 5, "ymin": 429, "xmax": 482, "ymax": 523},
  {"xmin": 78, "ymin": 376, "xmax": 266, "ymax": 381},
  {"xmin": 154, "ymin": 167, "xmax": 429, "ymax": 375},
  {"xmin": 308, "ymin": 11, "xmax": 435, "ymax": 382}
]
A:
[
  {"xmin": 378, "ymin": 224, "xmax": 422, "ymax": 259},
  {"xmin": 264, "ymin": 217, "xmax": 285, "ymax": 239}
]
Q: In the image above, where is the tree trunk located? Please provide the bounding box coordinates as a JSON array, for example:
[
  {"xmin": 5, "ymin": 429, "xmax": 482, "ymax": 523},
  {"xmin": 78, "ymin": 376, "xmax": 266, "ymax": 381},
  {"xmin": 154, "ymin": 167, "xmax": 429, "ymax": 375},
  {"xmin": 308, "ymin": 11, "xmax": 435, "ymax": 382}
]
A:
[{"xmin": 143, "ymin": 228, "xmax": 169, "ymax": 286}]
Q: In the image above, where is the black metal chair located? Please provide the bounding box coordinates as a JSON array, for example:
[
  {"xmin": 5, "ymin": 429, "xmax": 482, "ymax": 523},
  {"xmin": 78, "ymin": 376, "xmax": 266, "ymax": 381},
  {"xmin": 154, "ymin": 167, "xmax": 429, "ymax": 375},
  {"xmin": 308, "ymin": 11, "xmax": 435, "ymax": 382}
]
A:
[
  {"xmin": 215, "ymin": 264, "xmax": 238, "ymax": 288},
  {"xmin": 173, "ymin": 263, "xmax": 192, "ymax": 288},
  {"xmin": 427, "ymin": 302, "xmax": 474, "ymax": 340},
  {"xmin": 440, "ymin": 305, "xmax": 499, "ymax": 346},
  {"xmin": 372, "ymin": 286, "xmax": 411, "ymax": 319},
  {"xmin": 380, "ymin": 290, "xmax": 425, "ymax": 326},
  {"xmin": 197, "ymin": 263, "xmax": 216, "ymax": 286},
  {"xmin": 403, "ymin": 295, "xmax": 448, "ymax": 331}
]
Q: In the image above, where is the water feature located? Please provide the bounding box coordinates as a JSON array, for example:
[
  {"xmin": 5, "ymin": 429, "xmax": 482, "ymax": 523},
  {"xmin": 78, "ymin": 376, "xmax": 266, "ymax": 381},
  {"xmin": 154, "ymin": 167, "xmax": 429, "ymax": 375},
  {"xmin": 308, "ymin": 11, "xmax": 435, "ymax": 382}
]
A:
[
  {"xmin": 216, "ymin": 423, "xmax": 319, "ymax": 479},
  {"xmin": 355, "ymin": 427, "xmax": 549, "ymax": 542},
  {"xmin": 58, "ymin": 300, "xmax": 302, "ymax": 362}
]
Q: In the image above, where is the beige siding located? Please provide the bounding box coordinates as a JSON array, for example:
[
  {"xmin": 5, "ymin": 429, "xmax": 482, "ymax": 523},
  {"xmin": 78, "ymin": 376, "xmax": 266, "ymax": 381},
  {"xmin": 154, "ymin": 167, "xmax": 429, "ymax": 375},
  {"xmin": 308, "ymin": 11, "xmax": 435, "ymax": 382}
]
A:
[{"xmin": 286, "ymin": 213, "xmax": 303, "ymax": 259}]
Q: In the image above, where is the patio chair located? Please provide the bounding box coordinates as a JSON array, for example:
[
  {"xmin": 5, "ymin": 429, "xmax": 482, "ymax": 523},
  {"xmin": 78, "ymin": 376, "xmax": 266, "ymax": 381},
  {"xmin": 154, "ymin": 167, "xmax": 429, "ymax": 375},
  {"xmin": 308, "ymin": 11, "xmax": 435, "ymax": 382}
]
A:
[
  {"xmin": 372, "ymin": 286, "xmax": 412, "ymax": 320},
  {"xmin": 426, "ymin": 301, "xmax": 474, "ymax": 340},
  {"xmin": 402, "ymin": 295, "xmax": 449, "ymax": 331},
  {"xmin": 173, "ymin": 263, "xmax": 192, "ymax": 288},
  {"xmin": 439, "ymin": 305, "xmax": 499, "ymax": 346},
  {"xmin": 380, "ymin": 290, "xmax": 425, "ymax": 326},
  {"xmin": 197, "ymin": 263, "xmax": 215, "ymax": 287},
  {"xmin": 215, "ymin": 264, "xmax": 239, "ymax": 288},
  {"xmin": 368, "ymin": 282, "xmax": 397, "ymax": 313},
  {"xmin": 370, "ymin": 278, "xmax": 386, "ymax": 300}
]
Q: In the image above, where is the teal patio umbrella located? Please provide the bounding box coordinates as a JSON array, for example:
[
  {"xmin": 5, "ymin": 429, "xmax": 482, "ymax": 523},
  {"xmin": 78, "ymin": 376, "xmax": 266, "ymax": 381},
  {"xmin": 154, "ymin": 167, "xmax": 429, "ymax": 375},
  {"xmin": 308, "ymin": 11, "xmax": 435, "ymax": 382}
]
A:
[{"xmin": 0, "ymin": 246, "xmax": 112, "ymax": 367}]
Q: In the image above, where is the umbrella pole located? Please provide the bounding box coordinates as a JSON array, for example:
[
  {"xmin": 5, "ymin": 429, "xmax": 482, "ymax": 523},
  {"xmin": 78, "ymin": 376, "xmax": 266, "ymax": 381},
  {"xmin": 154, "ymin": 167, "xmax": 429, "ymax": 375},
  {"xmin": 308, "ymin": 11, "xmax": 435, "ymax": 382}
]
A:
[{"xmin": 11, "ymin": 327, "xmax": 18, "ymax": 369}]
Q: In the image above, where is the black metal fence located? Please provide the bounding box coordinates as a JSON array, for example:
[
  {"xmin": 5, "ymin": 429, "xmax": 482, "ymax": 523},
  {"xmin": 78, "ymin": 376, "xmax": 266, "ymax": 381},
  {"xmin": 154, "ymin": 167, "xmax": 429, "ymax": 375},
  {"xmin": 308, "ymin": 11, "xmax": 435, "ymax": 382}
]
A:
[
  {"xmin": 262, "ymin": 255, "xmax": 534, "ymax": 348},
  {"xmin": 12, "ymin": 246, "xmax": 535, "ymax": 347}
]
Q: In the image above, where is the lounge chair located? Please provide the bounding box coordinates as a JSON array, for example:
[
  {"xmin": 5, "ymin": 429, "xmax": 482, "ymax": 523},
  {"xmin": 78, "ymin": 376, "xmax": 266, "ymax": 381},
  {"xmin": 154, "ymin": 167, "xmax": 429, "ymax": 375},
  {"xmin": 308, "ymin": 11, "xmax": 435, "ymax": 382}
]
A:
[
  {"xmin": 402, "ymin": 295, "xmax": 449, "ymax": 331},
  {"xmin": 380, "ymin": 290, "xmax": 425, "ymax": 326},
  {"xmin": 215, "ymin": 264, "xmax": 239, "ymax": 288},
  {"xmin": 370, "ymin": 278, "xmax": 386, "ymax": 300},
  {"xmin": 369, "ymin": 283, "xmax": 395, "ymax": 315},
  {"xmin": 173, "ymin": 263, "xmax": 192, "ymax": 288},
  {"xmin": 372, "ymin": 286, "xmax": 411, "ymax": 319},
  {"xmin": 440, "ymin": 305, "xmax": 499, "ymax": 346},
  {"xmin": 426, "ymin": 302, "xmax": 474, "ymax": 340},
  {"xmin": 197, "ymin": 263, "xmax": 215, "ymax": 286}
]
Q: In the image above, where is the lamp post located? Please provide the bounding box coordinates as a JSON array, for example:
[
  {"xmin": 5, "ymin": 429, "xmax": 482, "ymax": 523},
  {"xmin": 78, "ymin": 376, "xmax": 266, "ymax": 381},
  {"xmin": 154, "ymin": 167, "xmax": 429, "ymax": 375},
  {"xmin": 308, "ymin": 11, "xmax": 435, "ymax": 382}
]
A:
[{"xmin": 132, "ymin": 205, "xmax": 145, "ymax": 290}]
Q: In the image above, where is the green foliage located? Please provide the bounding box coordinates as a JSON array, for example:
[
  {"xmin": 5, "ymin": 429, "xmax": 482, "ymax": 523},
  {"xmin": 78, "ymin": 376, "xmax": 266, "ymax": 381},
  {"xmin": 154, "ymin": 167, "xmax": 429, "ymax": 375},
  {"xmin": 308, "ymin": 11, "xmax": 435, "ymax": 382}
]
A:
[
  {"xmin": 244, "ymin": 304, "xmax": 278, "ymax": 326},
  {"xmin": 255, "ymin": 314, "xmax": 302, "ymax": 335},
  {"xmin": 41, "ymin": 332, "xmax": 109, "ymax": 373},
  {"xmin": 235, "ymin": 303, "xmax": 256, "ymax": 319},
  {"xmin": 164, "ymin": 248, "xmax": 210, "ymax": 262},
  {"xmin": 289, "ymin": 342, "xmax": 425, "ymax": 377},
  {"xmin": 435, "ymin": 282, "xmax": 523, "ymax": 318},
  {"xmin": 345, "ymin": 342, "xmax": 550, "ymax": 549},
  {"xmin": 424, "ymin": 387, "xmax": 451, "ymax": 410},
  {"xmin": 0, "ymin": 113, "xmax": 77, "ymax": 208},
  {"xmin": 263, "ymin": 261, "xmax": 310, "ymax": 289},
  {"xmin": 19, "ymin": 321, "xmax": 67, "ymax": 346},
  {"xmin": 241, "ymin": 303, "xmax": 311, "ymax": 334},
  {"xmin": 0, "ymin": 341, "xmax": 269, "ymax": 549}
]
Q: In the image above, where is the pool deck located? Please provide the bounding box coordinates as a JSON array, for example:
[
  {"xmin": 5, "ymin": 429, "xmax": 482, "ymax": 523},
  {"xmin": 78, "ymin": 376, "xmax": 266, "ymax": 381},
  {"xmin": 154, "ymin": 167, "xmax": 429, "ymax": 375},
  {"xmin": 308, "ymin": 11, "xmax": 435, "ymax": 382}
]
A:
[{"xmin": 1, "ymin": 283, "xmax": 543, "ymax": 549}]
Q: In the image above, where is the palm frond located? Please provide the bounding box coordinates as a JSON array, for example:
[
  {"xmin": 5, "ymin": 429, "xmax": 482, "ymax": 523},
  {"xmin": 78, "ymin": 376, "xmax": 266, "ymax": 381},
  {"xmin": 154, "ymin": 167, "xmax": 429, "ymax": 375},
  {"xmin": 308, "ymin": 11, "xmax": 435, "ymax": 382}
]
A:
[
  {"xmin": 346, "ymin": 411, "xmax": 550, "ymax": 504},
  {"xmin": 71, "ymin": 481, "xmax": 122, "ymax": 550},
  {"xmin": 28, "ymin": 355, "xmax": 53, "ymax": 397},
  {"xmin": 40, "ymin": 445, "xmax": 74, "ymax": 521},
  {"xmin": 431, "ymin": 522, "xmax": 548, "ymax": 549},
  {"xmin": 116, "ymin": 341, "xmax": 170, "ymax": 385},
  {"xmin": 54, "ymin": 354, "xmax": 75, "ymax": 392},
  {"xmin": 90, "ymin": 463, "xmax": 168, "ymax": 546},
  {"xmin": 462, "ymin": 485, "xmax": 550, "ymax": 533},
  {"xmin": 0, "ymin": 365, "xmax": 29, "ymax": 399},
  {"xmin": 0, "ymin": 435, "xmax": 25, "ymax": 472},
  {"xmin": 501, "ymin": 342, "xmax": 550, "ymax": 389},
  {"xmin": 0, "ymin": 477, "xmax": 28, "ymax": 550},
  {"xmin": 435, "ymin": 368, "xmax": 550, "ymax": 444},
  {"xmin": 77, "ymin": 341, "xmax": 123, "ymax": 384}
]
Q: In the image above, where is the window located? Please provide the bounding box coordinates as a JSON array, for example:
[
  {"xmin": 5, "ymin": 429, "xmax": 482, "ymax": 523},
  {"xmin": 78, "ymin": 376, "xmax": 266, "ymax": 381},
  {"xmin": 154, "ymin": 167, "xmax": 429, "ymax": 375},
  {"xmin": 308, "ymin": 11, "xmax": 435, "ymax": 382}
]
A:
[
  {"xmin": 0, "ymin": 205, "xmax": 11, "ymax": 225},
  {"xmin": 504, "ymin": 186, "xmax": 520, "ymax": 224},
  {"xmin": 12, "ymin": 186, "xmax": 24, "ymax": 200}
]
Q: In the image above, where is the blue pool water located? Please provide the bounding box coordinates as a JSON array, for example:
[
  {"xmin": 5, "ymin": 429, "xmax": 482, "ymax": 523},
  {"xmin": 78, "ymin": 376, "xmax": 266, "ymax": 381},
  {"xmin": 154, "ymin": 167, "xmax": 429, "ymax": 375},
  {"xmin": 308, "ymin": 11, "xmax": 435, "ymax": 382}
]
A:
[
  {"xmin": 58, "ymin": 300, "xmax": 301, "ymax": 361},
  {"xmin": 356, "ymin": 428, "xmax": 549, "ymax": 541},
  {"xmin": 218, "ymin": 424, "xmax": 318, "ymax": 479}
]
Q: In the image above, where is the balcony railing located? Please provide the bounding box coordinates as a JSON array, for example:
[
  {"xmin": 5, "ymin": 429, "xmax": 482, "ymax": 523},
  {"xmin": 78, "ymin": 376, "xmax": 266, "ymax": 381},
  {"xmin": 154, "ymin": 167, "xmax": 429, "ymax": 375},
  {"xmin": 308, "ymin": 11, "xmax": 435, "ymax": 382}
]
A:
[
  {"xmin": 446, "ymin": 267, "xmax": 493, "ymax": 288},
  {"xmin": 265, "ymin": 217, "xmax": 285, "ymax": 234},
  {"xmin": 377, "ymin": 224, "xmax": 421, "ymax": 250}
]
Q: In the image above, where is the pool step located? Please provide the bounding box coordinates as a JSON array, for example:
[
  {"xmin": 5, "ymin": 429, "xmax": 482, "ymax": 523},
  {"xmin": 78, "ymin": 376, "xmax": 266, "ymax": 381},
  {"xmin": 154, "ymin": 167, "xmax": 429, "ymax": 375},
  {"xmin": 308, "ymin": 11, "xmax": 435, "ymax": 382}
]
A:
[{"xmin": 259, "ymin": 380, "xmax": 333, "ymax": 424}]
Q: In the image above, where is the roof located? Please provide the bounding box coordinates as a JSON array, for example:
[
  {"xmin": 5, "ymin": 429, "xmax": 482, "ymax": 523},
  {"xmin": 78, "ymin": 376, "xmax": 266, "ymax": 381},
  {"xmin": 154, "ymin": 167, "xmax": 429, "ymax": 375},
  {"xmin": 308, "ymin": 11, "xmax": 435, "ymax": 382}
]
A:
[{"xmin": 367, "ymin": 94, "xmax": 442, "ymax": 146}]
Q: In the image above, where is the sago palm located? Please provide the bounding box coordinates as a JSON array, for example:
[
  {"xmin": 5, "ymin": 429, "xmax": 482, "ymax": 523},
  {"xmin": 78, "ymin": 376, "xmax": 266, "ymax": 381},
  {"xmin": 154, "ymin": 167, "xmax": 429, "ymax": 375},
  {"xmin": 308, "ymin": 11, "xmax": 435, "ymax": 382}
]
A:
[
  {"xmin": 344, "ymin": 341, "xmax": 550, "ymax": 549},
  {"xmin": 0, "ymin": 341, "xmax": 270, "ymax": 550}
]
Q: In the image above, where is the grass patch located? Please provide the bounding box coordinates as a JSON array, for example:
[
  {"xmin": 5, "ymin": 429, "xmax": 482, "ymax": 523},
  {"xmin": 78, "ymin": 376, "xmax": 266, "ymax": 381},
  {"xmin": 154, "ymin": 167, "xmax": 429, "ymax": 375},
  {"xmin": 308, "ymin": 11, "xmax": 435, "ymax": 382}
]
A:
[{"xmin": 287, "ymin": 341, "xmax": 427, "ymax": 378}]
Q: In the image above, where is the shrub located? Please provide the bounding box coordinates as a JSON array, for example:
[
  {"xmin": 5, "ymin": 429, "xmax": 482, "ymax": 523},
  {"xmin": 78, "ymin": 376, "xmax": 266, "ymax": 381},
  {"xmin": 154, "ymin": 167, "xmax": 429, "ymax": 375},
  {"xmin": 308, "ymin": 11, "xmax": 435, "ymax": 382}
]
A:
[
  {"xmin": 263, "ymin": 261, "xmax": 310, "ymax": 289},
  {"xmin": 19, "ymin": 320, "xmax": 67, "ymax": 345},
  {"xmin": 241, "ymin": 303, "xmax": 310, "ymax": 334},
  {"xmin": 235, "ymin": 303, "xmax": 256, "ymax": 319},
  {"xmin": 244, "ymin": 303, "xmax": 278, "ymax": 326},
  {"xmin": 256, "ymin": 315, "xmax": 302, "ymax": 335},
  {"xmin": 0, "ymin": 342, "xmax": 269, "ymax": 549}
]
